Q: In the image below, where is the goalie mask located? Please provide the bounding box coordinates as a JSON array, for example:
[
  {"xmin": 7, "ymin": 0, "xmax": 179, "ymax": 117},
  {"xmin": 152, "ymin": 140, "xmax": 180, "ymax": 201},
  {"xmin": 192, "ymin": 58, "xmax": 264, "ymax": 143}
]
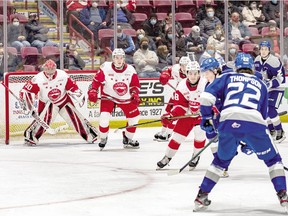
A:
[
  {"xmin": 43, "ymin": 59, "xmax": 57, "ymax": 80},
  {"xmin": 112, "ymin": 48, "xmax": 125, "ymax": 69}
]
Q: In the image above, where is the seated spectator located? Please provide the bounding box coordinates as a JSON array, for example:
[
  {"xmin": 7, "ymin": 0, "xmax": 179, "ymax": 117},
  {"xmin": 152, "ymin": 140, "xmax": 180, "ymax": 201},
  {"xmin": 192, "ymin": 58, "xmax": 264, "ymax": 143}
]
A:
[
  {"xmin": 159, "ymin": 11, "xmax": 184, "ymax": 38},
  {"xmin": 133, "ymin": 37, "xmax": 160, "ymax": 78},
  {"xmin": 0, "ymin": 44, "xmax": 21, "ymax": 80},
  {"xmin": 8, "ymin": 17, "xmax": 31, "ymax": 52},
  {"xmin": 66, "ymin": 0, "xmax": 89, "ymax": 32},
  {"xmin": 79, "ymin": 0, "xmax": 108, "ymax": 48},
  {"xmin": 242, "ymin": 1, "xmax": 267, "ymax": 31},
  {"xmin": 185, "ymin": 25, "xmax": 206, "ymax": 61},
  {"xmin": 157, "ymin": 45, "xmax": 171, "ymax": 68},
  {"xmin": 262, "ymin": 0, "xmax": 280, "ymax": 27},
  {"xmin": 141, "ymin": 13, "xmax": 162, "ymax": 46},
  {"xmin": 199, "ymin": 43, "xmax": 226, "ymax": 69},
  {"xmin": 119, "ymin": 0, "xmax": 136, "ymax": 12},
  {"xmin": 199, "ymin": 6, "xmax": 222, "ymax": 40},
  {"xmin": 158, "ymin": 27, "xmax": 186, "ymax": 62},
  {"xmin": 135, "ymin": 29, "xmax": 156, "ymax": 51},
  {"xmin": 225, "ymin": 43, "xmax": 239, "ymax": 72},
  {"xmin": 105, "ymin": 0, "xmax": 135, "ymax": 29},
  {"xmin": 110, "ymin": 25, "xmax": 135, "ymax": 64},
  {"xmin": 196, "ymin": 0, "xmax": 215, "ymax": 25},
  {"xmin": 207, "ymin": 25, "xmax": 225, "ymax": 55},
  {"xmin": 228, "ymin": 11, "xmax": 251, "ymax": 49},
  {"xmin": 25, "ymin": 14, "xmax": 58, "ymax": 51},
  {"xmin": 64, "ymin": 44, "xmax": 86, "ymax": 70},
  {"xmin": 215, "ymin": 0, "xmax": 243, "ymax": 25}
]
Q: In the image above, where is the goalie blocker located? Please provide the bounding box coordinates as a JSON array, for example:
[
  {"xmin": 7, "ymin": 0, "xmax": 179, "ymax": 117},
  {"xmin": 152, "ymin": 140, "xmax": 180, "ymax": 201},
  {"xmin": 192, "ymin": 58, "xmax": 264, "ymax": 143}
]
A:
[{"xmin": 19, "ymin": 59, "xmax": 98, "ymax": 145}]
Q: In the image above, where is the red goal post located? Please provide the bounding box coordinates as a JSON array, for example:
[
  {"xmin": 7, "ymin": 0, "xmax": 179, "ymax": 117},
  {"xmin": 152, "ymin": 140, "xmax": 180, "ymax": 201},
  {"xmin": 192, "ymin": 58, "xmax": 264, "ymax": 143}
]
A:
[{"xmin": 3, "ymin": 70, "xmax": 98, "ymax": 144}]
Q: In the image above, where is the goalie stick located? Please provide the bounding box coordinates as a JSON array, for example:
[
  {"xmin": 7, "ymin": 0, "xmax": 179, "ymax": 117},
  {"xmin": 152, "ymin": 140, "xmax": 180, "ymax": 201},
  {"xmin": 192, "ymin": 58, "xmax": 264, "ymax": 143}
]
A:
[
  {"xmin": 167, "ymin": 136, "xmax": 218, "ymax": 176},
  {"xmin": 114, "ymin": 114, "xmax": 197, "ymax": 133},
  {"xmin": 1, "ymin": 81, "xmax": 69, "ymax": 135}
]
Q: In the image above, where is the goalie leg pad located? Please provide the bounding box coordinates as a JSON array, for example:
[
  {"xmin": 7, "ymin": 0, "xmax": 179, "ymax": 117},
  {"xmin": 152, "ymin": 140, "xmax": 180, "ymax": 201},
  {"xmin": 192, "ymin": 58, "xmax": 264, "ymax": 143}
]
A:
[{"xmin": 59, "ymin": 103, "xmax": 98, "ymax": 143}]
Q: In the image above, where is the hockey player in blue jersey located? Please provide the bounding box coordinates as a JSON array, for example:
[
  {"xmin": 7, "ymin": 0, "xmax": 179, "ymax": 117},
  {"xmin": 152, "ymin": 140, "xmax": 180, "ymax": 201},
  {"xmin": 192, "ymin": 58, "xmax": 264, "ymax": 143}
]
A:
[
  {"xmin": 194, "ymin": 53, "xmax": 288, "ymax": 212},
  {"xmin": 254, "ymin": 41, "xmax": 286, "ymax": 143}
]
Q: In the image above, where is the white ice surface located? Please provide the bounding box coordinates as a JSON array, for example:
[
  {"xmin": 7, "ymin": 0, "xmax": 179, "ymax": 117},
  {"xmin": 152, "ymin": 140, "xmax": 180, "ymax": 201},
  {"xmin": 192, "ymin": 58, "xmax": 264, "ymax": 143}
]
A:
[{"xmin": 1, "ymin": 125, "xmax": 288, "ymax": 216}]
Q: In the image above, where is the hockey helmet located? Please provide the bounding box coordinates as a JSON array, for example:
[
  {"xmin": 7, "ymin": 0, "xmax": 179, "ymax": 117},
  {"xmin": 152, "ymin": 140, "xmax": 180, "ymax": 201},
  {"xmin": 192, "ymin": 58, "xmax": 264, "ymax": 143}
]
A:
[
  {"xmin": 43, "ymin": 59, "xmax": 57, "ymax": 69},
  {"xmin": 112, "ymin": 48, "xmax": 125, "ymax": 58},
  {"xmin": 234, "ymin": 53, "xmax": 254, "ymax": 70},
  {"xmin": 200, "ymin": 57, "xmax": 219, "ymax": 72},
  {"xmin": 186, "ymin": 61, "xmax": 200, "ymax": 72},
  {"xmin": 179, "ymin": 56, "xmax": 191, "ymax": 65},
  {"xmin": 259, "ymin": 41, "xmax": 271, "ymax": 49}
]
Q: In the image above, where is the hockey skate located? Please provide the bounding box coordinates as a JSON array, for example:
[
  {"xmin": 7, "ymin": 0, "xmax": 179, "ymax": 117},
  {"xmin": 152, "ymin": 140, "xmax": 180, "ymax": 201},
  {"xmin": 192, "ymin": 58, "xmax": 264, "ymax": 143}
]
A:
[
  {"xmin": 277, "ymin": 190, "xmax": 288, "ymax": 212},
  {"xmin": 188, "ymin": 156, "xmax": 200, "ymax": 171},
  {"xmin": 156, "ymin": 155, "xmax": 171, "ymax": 169},
  {"xmin": 99, "ymin": 137, "xmax": 107, "ymax": 150},
  {"xmin": 194, "ymin": 189, "xmax": 211, "ymax": 212},
  {"xmin": 24, "ymin": 138, "xmax": 37, "ymax": 146},
  {"xmin": 89, "ymin": 125, "xmax": 98, "ymax": 143},
  {"xmin": 24, "ymin": 129, "xmax": 38, "ymax": 146},
  {"xmin": 275, "ymin": 129, "xmax": 286, "ymax": 143},
  {"xmin": 220, "ymin": 169, "xmax": 229, "ymax": 178},
  {"xmin": 122, "ymin": 132, "xmax": 139, "ymax": 149},
  {"xmin": 155, "ymin": 133, "xmax": 171, "ymax": 142},
  {"xmin": 154, "ymin": 132, "xmax": 161, "ymax": 140},
  {"xmin": 270, "ymin": 129, "xmax": 276, "ymax": 138}
]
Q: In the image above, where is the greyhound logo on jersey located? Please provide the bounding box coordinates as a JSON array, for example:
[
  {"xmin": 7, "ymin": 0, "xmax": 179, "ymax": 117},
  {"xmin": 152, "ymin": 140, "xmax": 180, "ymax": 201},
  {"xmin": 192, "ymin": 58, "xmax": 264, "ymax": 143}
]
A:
[
  {"xmin": 48, "ymin": 88, "xmax": 61, "ymax": 101},
  {"xmin": 113, "ymin": 82, "xmax": 128, "ymax": 96},
  {"xmin": 189, "ymin": 101, "xmax": 200, "ymax": 114},
  {"xmin": 232, "ymin": 122, "xmax": 241, "ymax": 128}
]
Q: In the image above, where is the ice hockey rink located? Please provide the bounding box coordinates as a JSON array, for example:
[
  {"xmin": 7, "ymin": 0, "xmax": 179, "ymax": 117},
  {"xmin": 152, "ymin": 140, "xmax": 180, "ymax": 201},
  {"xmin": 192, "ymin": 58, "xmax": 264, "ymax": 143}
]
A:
[{"xmin": 1, "ymin": 126, "xmax": 288, "ymax": 216}]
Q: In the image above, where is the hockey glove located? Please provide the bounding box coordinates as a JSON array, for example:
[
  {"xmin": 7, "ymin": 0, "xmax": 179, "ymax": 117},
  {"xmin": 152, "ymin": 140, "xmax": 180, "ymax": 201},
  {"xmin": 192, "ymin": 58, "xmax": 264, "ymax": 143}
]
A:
[
  {"xmin": 200, "ymin": 115, "xmax": 215, "ymax": 133},
  {"xmin": 240, "ymin": 143, "xmax": 254, "ymax": 155},
  {"xmin": 159, "ymin": 72, "xmax": 171, "ymax": 85},
  {"xmin": 264, "ymin": 79, "xmax": 272, "ymax": 90},
  {"xmin": 88, "ymin": 88, "xmax": 98, "ymax": 103},
  {"xmin": 131, "ymin": 92, "xmax": 141, "ymax": 105},
  {"xmin": 161, "ymin": 113, "xmax": 175, "ymax": 126}
]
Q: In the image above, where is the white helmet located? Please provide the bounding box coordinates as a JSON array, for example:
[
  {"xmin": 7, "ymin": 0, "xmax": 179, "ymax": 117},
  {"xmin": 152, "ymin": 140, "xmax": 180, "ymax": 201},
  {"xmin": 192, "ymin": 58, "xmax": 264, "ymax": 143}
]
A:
[
  {"xmin": 112, "ymin": 48, "xmax": 125, "ymax": 58},
  {"xmin": 186, "ymin": 61, "xmax": 200, "ymax": 71},
  {"xmin": 179, "ymin": 56, "xmax": 191, "ymax": 65}
]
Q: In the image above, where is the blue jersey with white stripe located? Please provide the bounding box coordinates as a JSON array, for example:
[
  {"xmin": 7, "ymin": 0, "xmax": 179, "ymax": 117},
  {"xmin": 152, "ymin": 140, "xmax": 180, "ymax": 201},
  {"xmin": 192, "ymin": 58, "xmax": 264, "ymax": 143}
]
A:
[{"xmin": 200, "ymin": 72, "xmax": 269, "ymax": 133}]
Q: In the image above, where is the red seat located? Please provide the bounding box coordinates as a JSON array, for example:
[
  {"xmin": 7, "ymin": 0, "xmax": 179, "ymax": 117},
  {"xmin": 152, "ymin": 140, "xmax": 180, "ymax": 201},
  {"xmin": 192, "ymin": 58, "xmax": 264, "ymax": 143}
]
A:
[
  {"xmin": 155, "ymin": 13, "xmax": 167, "ymax": 21},
  {"xmin": 285, "ymin": 27, "xmax": 288, "ymax": 37},
  {"xmin": 23, "ymin": 65, "xmax": 36, "ymax": 72},
  {"xmin": 7, "ymin": 47, "xmax": 18, "ymax": 56},
  {"xmin": 10, "ymin": 13, "xmax": 28, "ymax": 23},
  {"xmin": 183, "ymin": 27, "xmax": 191, "ymax": 36},
  {"xmin": 41, "ymin": 46, "xmax": 60, "ymax": 58},
  {"xmin": 195, "ymin": 0, "xmax": 216, "ymax": 8},
  {"xmin": 98, "ymin": 29, "xmax": 114, "ymax": 49},
  {"xmin": 242, "ymin": 43, "xmax": 258, "ymax": 53},
  {"xmin": 261, "ymin": 26, "xmax": 280, "ymax": 36},
  {"xmin": 135, "ymin": 0, "xmax": 153, "ymax": 16},
  {"xmin": 0, "ymin": 14, "xmax": 4, "ymax": 23},
  {"xmin": 122, "ymin": 28, "xmax": 137, "ymax": 43},
  {"xmin": 152, "ymin": 0, "xmax": 172, "ymax": 12},
  {"xmin": 132, "ymin": 13, "xmax": 148, "ymax": 30},
  {"xmin": 175, "ymin": 12, "xmax": 195, "ymax": 27},
  {"xmin": 20, "ymin": 47, "xmax": 40, "ymax": 59},
  {"xmin": 176, "ymin": 0, "xmax": 196, "ymax": 14},
  {"xmin": 248, "ymin": 27, "xmax": 260, "ymax": 36}
]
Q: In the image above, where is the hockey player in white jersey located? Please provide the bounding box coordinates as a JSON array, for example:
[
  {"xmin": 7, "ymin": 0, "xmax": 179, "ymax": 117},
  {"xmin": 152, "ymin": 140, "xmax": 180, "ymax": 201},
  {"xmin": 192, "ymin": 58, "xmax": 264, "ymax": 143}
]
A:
[
  {"xmin": 157, "ymin": 60, "xmax": 207, "ymax": 170},
  {"xmin": 154, "ymin": 56, "xmax": 191, "ymax": 142},
  {"xmin": 254, "ymin": 40, "xmax": 286, "ymax": 143},
  {"xmin": 19, "ymin": 59, "xmax": 98, "ymax": 146},
  {"xmin": 88, "ymin": 48, "xmax": 141, "ymax": 150}
]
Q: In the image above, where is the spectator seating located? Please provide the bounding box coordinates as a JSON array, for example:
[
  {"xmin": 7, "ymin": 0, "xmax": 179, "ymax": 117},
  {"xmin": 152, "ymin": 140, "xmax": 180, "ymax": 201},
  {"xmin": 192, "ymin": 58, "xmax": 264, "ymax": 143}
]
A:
[
  {"xmin": 23, "ymin": 65, "xmax": 36, "ymax": 72},
  {"xmin": 132, "ymin": 13, "xmax": 148, "ymax": 30},
  {"xmin": 156, "ymin": 13, "xmax": 167, "ymax": 21},
  {"xmin": 7, "ymin": 47, "xmax": 18, "ymax": 56},
  {"xmin": 195, "ymin": 0, "xmax": 216, "ymax": 8},
  {"xmin": 285, "ymin": 27, "xmax": 288, "ymax": 36},
  {"xmin": 242, "ymin": 43, "xmax": 258, "ymax": 54},
  {"xmin": 183, "ymin": 27, "xmax": 191, "ymax": 36},
  {"xmin": 0, "ymin": 14, "xmax": 3, "ymax": 23},
  {"xmin": 10, "ymin": 13, "xmax": 28, "ymax": 23},
  {"xmin": 175, "ymin": 12, "xmax": 195, "ymax": 27},
  {"xmin": 176, "ymin": 0, "xmax": 196, "ymax": 14},
  {"xmin": 41, "ymin": 46, "xmax": 60, "ymax": 58},
  {"xmin": 248, "ymin": 27, "xmax": 261, "ymax": 37},
  {"xmin": 135, "ymin": 0, "xmax": 153, "ymax": 16},
  {"xmin": 20, "ymin": 47, "xmax": 40, "ymax": 59},
  {"xmin": 98, "ymin": 29, "xmax": 114, "ymax": 50},
  {"xmin": 152, "ymin": 0, "xmax": 172, "ymax": 13},
  {"xmin": 123, "ymin": 28, "xmax": 137, "ymax": 43},
  {"xmin": 261, "ymin": 26, "xmax": 280, "ymax": 36}
]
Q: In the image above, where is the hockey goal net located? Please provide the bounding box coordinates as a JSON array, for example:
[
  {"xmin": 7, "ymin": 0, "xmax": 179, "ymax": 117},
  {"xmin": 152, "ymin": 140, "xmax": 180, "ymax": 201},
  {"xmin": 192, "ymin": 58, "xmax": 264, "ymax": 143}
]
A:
[{"xmin": 2, "ymin": 71, "xmax": 99, "ymax": 144}]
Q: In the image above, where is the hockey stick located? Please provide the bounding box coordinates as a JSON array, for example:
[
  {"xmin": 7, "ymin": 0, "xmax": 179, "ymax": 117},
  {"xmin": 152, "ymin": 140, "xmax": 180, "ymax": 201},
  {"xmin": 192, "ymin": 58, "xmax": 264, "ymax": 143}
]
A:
[
  {"xmin": 1, "ymin": 81, "xmax": 69, "ymax": 135},
  {"xmin": 167, "ymin": 82, "xmax": 176, "ymax": 91},
  {"xmin": 167, "ymin": 136, "xmax": 218, "ymax": 176},
  {"xmin": 114, "ymin": 114, "xmax": 197, "ymax": 133},
  {"xmin": 279, "ymin": 111, "xmax": 288, "ymax": 116}
]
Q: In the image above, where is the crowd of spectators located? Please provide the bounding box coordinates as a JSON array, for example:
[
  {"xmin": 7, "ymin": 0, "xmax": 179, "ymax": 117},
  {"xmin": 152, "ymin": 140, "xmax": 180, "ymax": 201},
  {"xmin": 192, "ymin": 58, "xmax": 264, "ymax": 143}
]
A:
[{"xmin": 1, "ymin": 0, "xmax": 288, "ymax": 79}]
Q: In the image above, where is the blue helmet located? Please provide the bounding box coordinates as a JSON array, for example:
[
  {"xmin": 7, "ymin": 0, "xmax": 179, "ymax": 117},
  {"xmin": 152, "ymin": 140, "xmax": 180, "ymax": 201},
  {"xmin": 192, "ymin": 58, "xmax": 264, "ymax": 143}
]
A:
[
  {"xmin": 259, "ymin": 41, "xmax": 271, "ymax": 49},
  {"xmin": 235, "ymin": 53, "xmax": 254, "ymax": 70},
  {"xmin": 200, "ymin": 57, "xmax": 220, "ymax": 72}
]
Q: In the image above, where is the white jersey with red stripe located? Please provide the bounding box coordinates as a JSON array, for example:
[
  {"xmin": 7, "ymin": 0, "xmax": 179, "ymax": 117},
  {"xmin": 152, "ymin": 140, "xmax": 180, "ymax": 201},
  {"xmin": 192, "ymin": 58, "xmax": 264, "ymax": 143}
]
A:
[
  {"xmin": 98, "ymin": 62, "xmax": 140, "ymax": 103},
  {"xmin": 171, "ymin": 64, "xmax": 187, "ymax": 86},
  {"xmin": 21, "ymin": 69, "xmax": 78, "ymax": 107},
  {"xmin": 173, "ymin": 77, "xmax": 207, "ymax": 116}
]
